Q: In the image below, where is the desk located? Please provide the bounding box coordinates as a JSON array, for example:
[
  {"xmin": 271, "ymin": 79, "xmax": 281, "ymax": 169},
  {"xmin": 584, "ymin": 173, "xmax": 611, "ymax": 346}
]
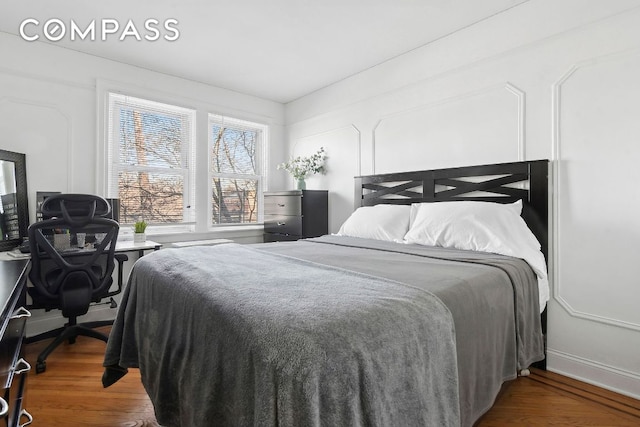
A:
[
  {"xmin": 115, "ymin": 240, "xmax": 162, "ymax": 258},
  {"xmin": 0, "ymin": 240, "xmax": 162, "ymax": 262}
]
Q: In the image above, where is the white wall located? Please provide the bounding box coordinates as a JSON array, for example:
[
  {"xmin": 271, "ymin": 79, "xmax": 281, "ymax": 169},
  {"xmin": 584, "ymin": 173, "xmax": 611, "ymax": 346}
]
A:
[
  {"xmin": 284, "ymin": 0, "xmax": 640, "ymax": 399},
  {"xmin": 0, "ymin": 31, "xmax": 286, "ymax": 335}
]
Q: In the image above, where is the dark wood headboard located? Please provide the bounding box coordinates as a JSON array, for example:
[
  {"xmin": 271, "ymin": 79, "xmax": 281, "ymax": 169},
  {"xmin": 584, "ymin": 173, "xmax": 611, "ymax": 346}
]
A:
[{"xmin": 354, "ymin": 160, "xmax": 549, "ymax": 261}]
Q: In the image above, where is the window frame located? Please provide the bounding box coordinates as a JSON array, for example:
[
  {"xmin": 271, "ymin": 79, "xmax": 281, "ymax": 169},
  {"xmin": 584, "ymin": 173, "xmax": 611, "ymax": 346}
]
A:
[
  {"xmin": 105, "ymin": 92, "xmax": 197, "ymax": 230},
  {"xmin": 97, "ymin": 81, "xmax": 270, "ymax": 237},
  {"xmin": 208, "ymin": 114, "xmax": 267, "ymax": 228}
]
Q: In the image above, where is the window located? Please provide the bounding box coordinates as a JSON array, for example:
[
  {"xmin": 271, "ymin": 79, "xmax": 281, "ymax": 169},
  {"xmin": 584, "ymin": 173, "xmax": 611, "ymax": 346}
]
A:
[
  {"xmin": 104, "ymin": 90, "xmax": 268, "ymax": 234},
  {"xmin": 209, "ymin": 115, "xmax": 265, "ymax": 225},
  {"xmin": 107, "ymin": 93, "xmax": 196, "ymax": 227}
]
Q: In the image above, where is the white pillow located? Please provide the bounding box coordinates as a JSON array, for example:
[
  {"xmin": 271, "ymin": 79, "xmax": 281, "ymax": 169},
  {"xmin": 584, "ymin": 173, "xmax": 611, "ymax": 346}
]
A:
[
  {"xmin": 336, "ymin": 205, "xmax": 411, "ymax": 242},
  {"xmin": 404, "ymin": 200, "xmax": 549, "ymax": 310},
  {"xmin": 409, "ymin": 199, "xmax": 523, "ymax": 227}
]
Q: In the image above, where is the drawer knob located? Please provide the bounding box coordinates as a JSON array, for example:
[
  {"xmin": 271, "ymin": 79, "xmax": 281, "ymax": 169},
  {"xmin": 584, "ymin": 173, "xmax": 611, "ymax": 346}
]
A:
[
  {"xmin": 19, "ymin": 409, "xmax": 33, "ymax": 427},
  {"xmin": 277, "ymin": 203, "xmax": 285, "ymax": 207},
  {"xmin": 14, "ymin": 358, "xmax": 31, "ymax": 375},
  {"xmin": 277, "ymin": 222, "xmax": 286, "ymax": 226},
  {"xmin": 0, "ymin": 397, "xmax": 7, "ymax": 417},
  {"xmin": 10, "ymin": 307, "xmax": 31, "ymax": 320}
]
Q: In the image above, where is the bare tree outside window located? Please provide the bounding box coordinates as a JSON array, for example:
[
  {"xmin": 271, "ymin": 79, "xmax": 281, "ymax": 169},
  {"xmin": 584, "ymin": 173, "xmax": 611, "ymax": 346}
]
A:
[
  {"xmin": 109, "ymin": 93, "xmax": 195, "ymax": 226},
  {"xmin": 108, "ymin": 93, "xmax": 265, "ymax": 231},
  {"xmin": 210, "ymin": 120, "xmax": 262, "ymax": 225}
]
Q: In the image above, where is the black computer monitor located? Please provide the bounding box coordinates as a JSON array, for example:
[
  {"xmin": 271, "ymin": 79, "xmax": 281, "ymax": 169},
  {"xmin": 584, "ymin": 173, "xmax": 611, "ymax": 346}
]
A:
[{"xmin": 106, "ymin": 198, "xmax": 120, "ymax": 223}]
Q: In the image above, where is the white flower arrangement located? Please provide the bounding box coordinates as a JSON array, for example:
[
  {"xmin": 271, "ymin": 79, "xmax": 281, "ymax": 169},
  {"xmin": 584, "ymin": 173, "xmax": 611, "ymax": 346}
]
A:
[{"xmin": 277, "ymin": 147, "xmax": 327, "ymax": 180}]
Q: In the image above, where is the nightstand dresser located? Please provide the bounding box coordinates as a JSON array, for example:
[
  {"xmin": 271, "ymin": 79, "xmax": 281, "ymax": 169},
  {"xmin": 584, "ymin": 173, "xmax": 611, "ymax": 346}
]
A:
[{"xmin": 263, "ymin": 190, "xmax": 328, "ymax": 242}]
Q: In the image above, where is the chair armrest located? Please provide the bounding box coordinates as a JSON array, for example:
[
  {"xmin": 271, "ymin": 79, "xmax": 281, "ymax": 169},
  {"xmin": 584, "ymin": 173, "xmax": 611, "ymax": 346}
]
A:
[
  {"xmin": 115, "ymin": 253, "xmax": 129, "ymax": 263},
  {"xmin": 115, "ymin": 254, "xmax": 128, "ymax": 291},
  {"xmin": 106, "ymin": 253, "xmax": 129, "ymax": 298}
]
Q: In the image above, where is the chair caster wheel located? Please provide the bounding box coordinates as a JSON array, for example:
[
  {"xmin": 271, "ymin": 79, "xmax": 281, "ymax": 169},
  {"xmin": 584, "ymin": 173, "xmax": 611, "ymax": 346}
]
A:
[{"xmin": 36, "ymin": 361, "xmax": 46, "ymax": 374}]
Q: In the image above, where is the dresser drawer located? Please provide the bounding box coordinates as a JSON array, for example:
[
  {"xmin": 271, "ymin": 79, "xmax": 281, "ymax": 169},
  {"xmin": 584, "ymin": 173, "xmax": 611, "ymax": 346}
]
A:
[
  {"xmin": 264, "ymin": 195, "xmax": 301, "ymax": 216},
  {"xmin": 263, "ymin": 233, "xmax": 300, "ymax": 243},
  {"xmin": 264, "ymin": 215, "xmax": 302, "ymax": 236}
]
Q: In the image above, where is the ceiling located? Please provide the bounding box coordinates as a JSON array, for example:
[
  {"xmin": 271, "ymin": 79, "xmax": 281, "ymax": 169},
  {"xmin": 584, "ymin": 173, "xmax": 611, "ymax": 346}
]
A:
[{"xmin": 0, "ymin": 0, "xmax": 528, "ymax": 103}]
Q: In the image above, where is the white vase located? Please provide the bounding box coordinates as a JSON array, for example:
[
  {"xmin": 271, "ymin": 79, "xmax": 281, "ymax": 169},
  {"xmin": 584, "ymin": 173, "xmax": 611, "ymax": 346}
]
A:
[{"xmin": 133, "ymin": 232, "xmax": 146, "ymax": 243}]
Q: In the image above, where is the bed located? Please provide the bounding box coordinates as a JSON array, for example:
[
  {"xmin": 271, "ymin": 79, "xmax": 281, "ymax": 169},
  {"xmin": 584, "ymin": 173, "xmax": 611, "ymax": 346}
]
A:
[{"xmin": 103, "ymin": 160, "xmax": 549, "ymax": 427}]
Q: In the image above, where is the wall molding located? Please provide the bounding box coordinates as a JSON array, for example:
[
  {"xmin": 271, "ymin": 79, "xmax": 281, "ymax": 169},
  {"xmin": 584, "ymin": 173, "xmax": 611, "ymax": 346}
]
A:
[
  {"xmin": 0, "ymin": 62, "xmax": 281, "ymax": 127},
  {"xmin": 0, "ymin": 65, "xmax": 95, "ymax": 92},
  {"xmin": 371, "ymin": 82, "xmax": 525, "ymax": 174},
  {"xmin": 547, "ymin": 348, "xmax": 640, "ymax": 399},
  {"xmin": 291, "ymin": 124, "xmax": 362, "ymax": 177},
  {"xmin": 0, "ymin": 96, "xmax": 73, "ymax": 190},
  {"xmin": 551, "ymin": 50, "xmax": 640, "ymax": 332},
  {"xmin": 370, "ymin": 120, "xmax": 381, "ymax": 176}
]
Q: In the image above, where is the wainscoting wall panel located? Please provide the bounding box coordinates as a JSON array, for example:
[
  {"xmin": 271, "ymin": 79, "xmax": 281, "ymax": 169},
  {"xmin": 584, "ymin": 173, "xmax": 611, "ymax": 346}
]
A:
[
  {"xmin": 553, "ymin": 50, "xmax": 640, "ymax": 330},
  {"xmin": 547, "ymin": 49, "xmax": 640, "ymax": 396},
  {"xmin": 373, "ymin": 83, "xmax": 524, "ymax": 174}
]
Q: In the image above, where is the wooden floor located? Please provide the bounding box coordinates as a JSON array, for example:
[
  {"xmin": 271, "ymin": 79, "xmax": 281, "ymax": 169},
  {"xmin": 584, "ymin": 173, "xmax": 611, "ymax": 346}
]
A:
[{"xmin": 21, "ymin": 326, "xmax": 640, "ymax": 426}]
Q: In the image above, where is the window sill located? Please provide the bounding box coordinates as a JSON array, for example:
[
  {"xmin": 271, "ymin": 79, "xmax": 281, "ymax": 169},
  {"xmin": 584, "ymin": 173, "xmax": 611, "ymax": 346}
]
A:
[{"xmin": 119, "ymin": 224, "xmax": 265, "ymax": 245}]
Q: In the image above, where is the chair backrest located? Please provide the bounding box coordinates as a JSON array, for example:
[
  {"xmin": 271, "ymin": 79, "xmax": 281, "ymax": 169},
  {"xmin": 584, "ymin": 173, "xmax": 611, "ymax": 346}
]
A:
[{"xmin": 28, "ymin": 194, "xmax": 120, "ymax": 317}]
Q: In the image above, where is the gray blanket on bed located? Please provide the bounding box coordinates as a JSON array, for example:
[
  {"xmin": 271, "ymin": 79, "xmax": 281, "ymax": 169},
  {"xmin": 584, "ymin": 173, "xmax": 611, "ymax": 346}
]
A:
[
  {"xmin": 104, "ymin": 236, "xmax": 544, "ymax": 427},
  {"xmin": 259, "ymin": 237, "xmax": 544, "ymax": 426},
  {"xmin": 104, "ymin": 242, "xmax": 460, "ymax": 426}
]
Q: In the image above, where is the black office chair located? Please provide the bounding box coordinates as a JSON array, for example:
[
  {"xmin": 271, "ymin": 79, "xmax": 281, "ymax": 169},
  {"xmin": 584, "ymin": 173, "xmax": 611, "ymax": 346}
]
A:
[{"xmin": 27, "ymin": 194, "xmax": 128, "ymax": 374}]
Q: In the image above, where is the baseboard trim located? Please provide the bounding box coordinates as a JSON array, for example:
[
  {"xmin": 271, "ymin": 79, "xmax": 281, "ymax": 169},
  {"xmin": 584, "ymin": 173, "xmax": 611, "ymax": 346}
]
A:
[{"xmin": 547, "ymin": 348, "xmax": 640, "ymax": 400}]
